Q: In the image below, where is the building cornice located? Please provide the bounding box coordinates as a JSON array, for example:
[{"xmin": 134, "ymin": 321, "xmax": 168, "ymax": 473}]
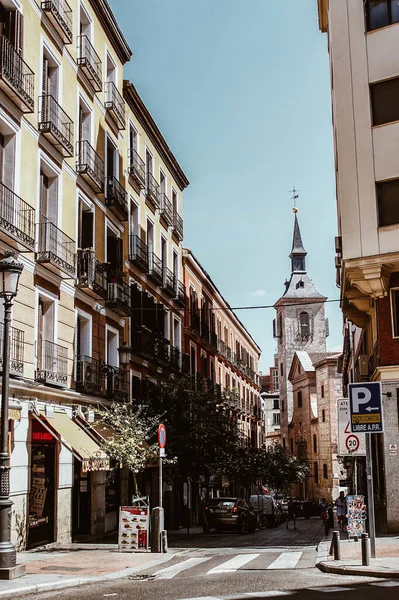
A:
[
  {"xmin": 88, "ymin": 0, "xmax": 132, "ymax": 64},
  {"xmin": 123, "ymin": 81, "xmax": 189, "ymax": 191}
]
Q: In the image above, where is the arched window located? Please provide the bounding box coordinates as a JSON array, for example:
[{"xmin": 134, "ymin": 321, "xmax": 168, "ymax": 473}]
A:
[{"xmin": 299, "ymin": 311, "xmax": 310, "ymax": 338}]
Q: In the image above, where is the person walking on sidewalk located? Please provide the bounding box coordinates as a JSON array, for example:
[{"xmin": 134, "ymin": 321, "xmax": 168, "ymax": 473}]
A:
[
  {"xmin": 286, "ymin": 498, "xmax": 298, "ymax": 530},
  {"xmin": 335, "ymin": 491, "xmax": 346, "ymax": 532}
]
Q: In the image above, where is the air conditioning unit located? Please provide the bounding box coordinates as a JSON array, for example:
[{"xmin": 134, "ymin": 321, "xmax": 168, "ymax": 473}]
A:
[{"xmin": 358, "ymin": 354, "xmax": 369, "ymax": 377}]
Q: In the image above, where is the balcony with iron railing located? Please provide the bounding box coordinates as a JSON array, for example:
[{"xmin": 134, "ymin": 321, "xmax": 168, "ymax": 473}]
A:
[
  {"xmin": 104, "ymin": 81, "xmax": 125, "ymax": 129},
  {"xmin": 0, "ymin": 181, "xmax": 35, "ymax": 251},
  {"xmin": 169, "ymin": 345, "xmax": 180, "ymax": 371},
  {"xmin": 106, "ymin": 176, "xmax": 128, "ymax": 221},
  {"xmin": 42, "ymin": 0, "xmax": 73, "ymax": 43},
  {"xmin": 36, "ymin": 221, "xmax": 76, "ymax": 277},
  {"xmin": 128, "ymin": 148, "xmax": 146, "ymax": 188},
  {"xmin": 155, "ymin": 335, "xmax": 170, "ymax": 365},
  {"xmin": 146, "ymin": 172, "xmax": 160, "ymax": 208},
  {"xmin": 189, "ymin": 312, "xmax": 200, "ymax": 335},
  {"xmin": 162, "ymin": 266, "xmax": 175, "ymax": 297},
  {"xmin": 106, "ymin": 273, "xmax": 131, "ymax": 316},
  {"xmin": 36, "ymin": 339, "xmax": 68, "ymax": 388},
  {"xmin": 105, "ymin": 366, "xmax": 128, "ymax": 402},
  {"xmin": 0, "ymin": 36, "xmax": 34, "ymax": 112},
  {"xmin": 173, "ymin": 212, "xmax": 183, "ymax": 240},
  {"xmin": 133, "ymin": 326, "xmax": 155, "ymax": 360},
  {"xmin": 174, "ymin": 279, "xmax": 186, "ymax": 308},
  {"xmin": 76, "ymin": 140, "xmax": 104, "ymax": 193},
  {"xmin": 129, "ymin": 235, "xmax": 148, "ymax": 272},
  {"xmin": 76, "ymin": 249, "xmax": 108, "ymax": 299},
  {"xmin": 160, "ymin": 192, "xmax": 173, "ymax": 226},
  {"xmin": 38, "ymin": 95, "xmax": 74, "ymax": 156},
  {"xmin": 148, "ymin": 252, "xmax": 163, "ymax": 286},
  {"xmin": 77, "ymin": 35, "xmax": 102, "ymax": 92},
  {"xmin": 218, "ymin": 339, "xmax": 226, "ymax": 355},
  {"xmin": 0, "ymin": 324, "xmax": 24, "ymax": 377},
  {"xmin": 75, "ymin": 355, "xmax": 102, "ymax": 396}
]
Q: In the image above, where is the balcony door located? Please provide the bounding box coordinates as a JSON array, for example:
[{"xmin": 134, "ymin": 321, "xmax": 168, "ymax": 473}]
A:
[
  {"xmin": 37, "ymin": 296, "xmax": 55, "ymax": 375},
  {"xmin": 78, "ymin": 100, "xmax": 91, "ymax": 144},
  {"xmin": 40, "ymin": 169, "xmax": 58, "ymax": 226},
  {"xmin": 42, "ymin": 52, "xmax": 59, "ymax": 100},
  {"xmin": 106, "ymin": 227, "xmax": 122, "ymax": 277},
  {"xmin": 78, "ymin": 199, "xmax": 94, "ymax": 250},
  {"xmin": 0, "ymin": 6, "xmax": 23, "ymax": 54},
  {"xmin": 106, "ymin": 137, "xmax": 117, "ymax": 185}
]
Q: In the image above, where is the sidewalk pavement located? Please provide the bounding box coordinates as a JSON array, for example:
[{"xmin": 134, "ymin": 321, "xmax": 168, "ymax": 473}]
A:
[
  {"xmin": 317, "ymin": 533, "xmax": 399, "ymax": 578},
  {"xmin": 0, "ymin": 543, "xmax": 183, "ymax": 599}
]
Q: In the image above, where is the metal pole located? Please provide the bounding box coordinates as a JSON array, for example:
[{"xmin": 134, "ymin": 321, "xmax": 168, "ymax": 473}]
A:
[
  {"xmin": 159, "ymin": 450, "xmax": 162, "ymax": 509},
  {"xmin": 361, "ymin": 532, "xmax": 370, "ymax": 566},
  {"xmin": 0, "ymin": 299, "xmax": 16, "ymax": 570},
  {"xmin": 365, "ymin": 432, "xmax": 376, "ymax": 558},
  {"xmin": 354, "ymin": 457, "xmax": 357, "ymax": 495}
]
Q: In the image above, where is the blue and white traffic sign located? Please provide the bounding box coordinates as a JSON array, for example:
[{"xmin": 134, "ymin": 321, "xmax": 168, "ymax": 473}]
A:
[{"xmin": 349, "ymin": 382, "xmax": 383, "ymax": 433}]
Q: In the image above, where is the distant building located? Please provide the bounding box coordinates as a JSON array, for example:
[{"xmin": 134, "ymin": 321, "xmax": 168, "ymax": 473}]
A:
[{"xmin": 260, "ymin": 356, "xmax": 281, "ymax": 446}]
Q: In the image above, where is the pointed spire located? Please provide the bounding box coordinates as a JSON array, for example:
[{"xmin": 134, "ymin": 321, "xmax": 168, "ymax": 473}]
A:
[{"xmin": 290, "ymin": 209, "xmax": 307, "ymax": 273}]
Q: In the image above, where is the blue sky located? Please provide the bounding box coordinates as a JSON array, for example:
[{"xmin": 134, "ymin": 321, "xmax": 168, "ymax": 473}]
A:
[{"xmin": 109, "ymin": 0, "xmax": 341, "ymax": 371}]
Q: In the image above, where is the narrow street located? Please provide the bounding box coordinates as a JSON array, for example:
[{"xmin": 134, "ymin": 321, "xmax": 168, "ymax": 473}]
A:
[{"xmin": 23, "ymin": 518, "xmax": 391, "ymax": 600}]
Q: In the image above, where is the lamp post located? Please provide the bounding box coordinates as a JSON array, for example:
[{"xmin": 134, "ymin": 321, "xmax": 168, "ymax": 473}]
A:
[{"xmin": 0, "ymin": 252, "xmax": 24, "ymax": 578}]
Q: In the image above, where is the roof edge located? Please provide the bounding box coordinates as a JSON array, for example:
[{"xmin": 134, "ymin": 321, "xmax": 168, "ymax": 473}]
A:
[
  {"xmin": 88, "ymin": 0, "xmax": 132, "ymax": 64},
  {"xmin": 124, "ymin": 81, "xmax": 189, "ymax": 191}
]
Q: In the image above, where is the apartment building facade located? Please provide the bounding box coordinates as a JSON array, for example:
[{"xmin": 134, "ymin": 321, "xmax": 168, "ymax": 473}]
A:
[
  {"xmin": 318, "ymin": 0, "xmax": 399, "ymax": 532},
  {"xmin": 183, "ymin": 249, "xmax": 262, "ymax": 449},
  {"xmin": 260, "ymin": 357, "xmax": 281, "ymax": 447},
  {"xmin": 0, "ymin": 0, "xmax": 188, "ymax": 551}
]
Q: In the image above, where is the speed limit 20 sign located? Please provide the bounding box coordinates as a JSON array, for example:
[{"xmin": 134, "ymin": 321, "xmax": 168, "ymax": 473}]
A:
[{"xmin": 338, "ymin": 399, "xmax": 365, "ymax": 456}]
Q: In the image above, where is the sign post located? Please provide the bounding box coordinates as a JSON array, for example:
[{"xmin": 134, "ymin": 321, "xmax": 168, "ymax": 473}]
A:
[
  {"xmin": 158, "ymin": 424, "xmax": 166, "ymax": 509},
  {"xmin": 349, "ymin": 382, "xmax": 383, "ymax": 559}
]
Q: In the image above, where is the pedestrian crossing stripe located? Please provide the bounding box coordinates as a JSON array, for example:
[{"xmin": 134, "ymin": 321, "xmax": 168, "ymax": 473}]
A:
[{"xmin": 153, "ymin": 551, "xmax": 304, "ymax": 579}]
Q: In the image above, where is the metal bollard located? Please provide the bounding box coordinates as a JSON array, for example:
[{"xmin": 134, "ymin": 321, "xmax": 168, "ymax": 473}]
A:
[
  {"xmin": 332, "ymin": 530, "xmax": 341, "ymax": 560},
  {"xmin": 361, "ymin": 533, "xmax": 370, "ymax": 566},
  {"xmin": 151, "ymin": 507, "xmax": 164, "ymax": 553},
  {"xmin": 161, "ymin": 529, "xmax": 168, "ymax": 553}
]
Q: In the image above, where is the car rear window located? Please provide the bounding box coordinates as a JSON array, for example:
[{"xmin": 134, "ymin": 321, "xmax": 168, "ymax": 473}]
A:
[{"xmin": 208, "ymin": 499, "xmax": 235, "ymax": 507}]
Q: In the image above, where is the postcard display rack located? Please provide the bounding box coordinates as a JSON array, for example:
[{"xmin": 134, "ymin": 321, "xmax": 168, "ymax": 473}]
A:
[
  {"xmin": 118, "ymin": 505, "xmax": 150, "ymax": 552},
  {"xmin": 346, "ymin": 495, "xmax": 367, "ymax": 538}
]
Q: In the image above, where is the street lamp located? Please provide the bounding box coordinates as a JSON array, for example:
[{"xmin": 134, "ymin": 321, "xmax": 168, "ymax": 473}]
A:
[
  {"xmin": 0, "ymin": 252, "xmax": 24, "ymax": 578},
  {"xmin": 118, "ymin": 343, "xmax": 132, "ymax": 369}
]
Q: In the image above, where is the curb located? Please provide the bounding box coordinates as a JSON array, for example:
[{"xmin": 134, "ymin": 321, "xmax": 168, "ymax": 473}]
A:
[
  {"xmin": 0, "ymin": 552, "xmax": 178, "ymax": 599},
  {"xmin": 317, "ymin": 561, "xmax": 399, "ymax": 578}
]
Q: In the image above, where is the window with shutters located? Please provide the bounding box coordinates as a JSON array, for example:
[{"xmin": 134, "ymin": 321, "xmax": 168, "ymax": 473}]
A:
[
  {"xmin": 0, "ymin": 131, "xmax": 16, "ymax": 191},
  {"xmin": 106, "ymin": 225, "xmax": 122, "ymax": 277},
  {"xmin": 146, "ymin": 219, "xmax": 154, "ymax": 254},
  {"xmin": 42, "ymin": 49, "xmax": 59, "ymax": 100},
  {"xmin": 106, "ymin": 325, "xmax": 119, "ymax": 367},
  {"xmin": 78, "ymin": 97, "xmax": 91, "ymax": 143},
  {"xmin": 106, "ymin": 136, "xmax": 117, "ymax": 183},
  {"xmin": 130, "ymin": 200, "xmax": 139, "ymax": 237},
  {"xmin": 78, "ymin": 198, "xmax": 94, "ymax": 250},
  {"xmin": 173, "ymin": 317, "xmax": 181, "ymax": 350},
  {"xmin": 39, "ymin": 160, "xmax": 59, "ymax": 225}
]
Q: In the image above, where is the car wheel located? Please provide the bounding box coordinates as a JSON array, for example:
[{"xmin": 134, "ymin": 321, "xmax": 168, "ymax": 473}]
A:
[{"xmin": 238, "ymin": 518, "xmax": 248, "ymax": 534}]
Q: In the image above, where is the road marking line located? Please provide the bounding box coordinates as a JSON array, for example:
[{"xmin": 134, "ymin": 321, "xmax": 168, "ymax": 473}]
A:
[
  {"xmin": 207, "ymin": 553, "xmax": 260, "ymax": 574},
  {"xmin": 154, "ymin": 557, "xmax": 211, "ymax": 579},
  {"xmin": 244, "ymin": 592, "xmax": 290, "ymax": 597},
  {"xmin": 266, "ymin": 551, "xmax": 302, "ymax": 570},
  {"xmin": 308, "ymin": 587, "xmax": 352, "ymax": 593},
  {"xmin": 371, "ymin": 582, "xmax": 399, "ymax": 587}
]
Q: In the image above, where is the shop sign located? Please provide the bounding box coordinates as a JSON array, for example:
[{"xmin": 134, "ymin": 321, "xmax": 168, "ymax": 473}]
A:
[
  {"xmin": 389, "ymin": 444, "xmax": 398, "ymax": 456},
  {"xmin": 118, "ymin": 506, "xmax": 149, "ymax": 552},
  {"xmin": 0, "ymin": 407, "xmax": 22, "ymax": 421},
  {"xmin": 81, "ymin": 456, "xmax": 110, "ymax": 473}
]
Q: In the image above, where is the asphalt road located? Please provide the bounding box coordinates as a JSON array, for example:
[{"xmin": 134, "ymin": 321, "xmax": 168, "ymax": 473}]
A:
[{"xmin": 28, "ymin": 519, "xmax": 389, "ymax": 600}]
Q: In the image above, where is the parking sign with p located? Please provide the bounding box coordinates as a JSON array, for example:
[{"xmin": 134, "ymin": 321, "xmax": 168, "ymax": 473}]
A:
[{"xmin": 348, "ymin": 382, "xmax": 383, "ymax": 433}]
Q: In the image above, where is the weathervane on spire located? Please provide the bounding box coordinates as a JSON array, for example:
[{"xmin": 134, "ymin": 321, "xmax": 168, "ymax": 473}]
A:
[{"xmin": 289, "ymin": 186, "xmax": 299, "ymax": 213}]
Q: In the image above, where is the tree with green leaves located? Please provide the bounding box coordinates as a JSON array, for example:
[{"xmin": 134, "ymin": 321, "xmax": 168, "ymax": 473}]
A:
[{"xmin": 259, "ymin": 443, "xmax": 309, "ymax": 497}]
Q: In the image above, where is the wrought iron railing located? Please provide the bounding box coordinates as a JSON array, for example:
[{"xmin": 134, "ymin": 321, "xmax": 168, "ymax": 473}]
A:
[
  {"xmin": 163, "ymin": 266, "xmax": 175, "ymax": 296},
  {"xmin": 218, "ymin": 339, "xmax": 226, "ymax": 355},
  {"xmin": 76, "ymin": 249, "xmax": 108, "ymax": 298},
  {"xmin": 106, "ymin": 176, "xmax": 128, "ymax": 220},
  {"xmin": 104, "ymin": 80, "xmax": 125, "ymax": 129},
  {"xmin": 128, "ymin": 148, "xmax": 145, "ymax": 187},
  {"xmin": 0, "ymin": 181, "xmax": 35, "ymax": 250},
  {"xmin": 173, "ymin": 212, "xmax": 183, "ymax": 240},
  {"xmin": 42, "ymin": 0, "xmax": 73, "ymax": 43},
  {"xmin": 175, "ymin": 280, "xmax": 186, "ymax": 307},
  {"xmin": 106, "ymin": 275, "xmax": 131, "ymax": 314},
  {"xmin": 155, "ymin": 336, "xmax": 169, "ymax": 364},
  {"xmin": 0, "ymin": 36, "xmax": 34, "ymax": 112},
  {"xmin": 77, "ymin": 35, "xmax": 102, "ymax": 91},
  {"xmin": 36, "ymin": 221, "xmax": 75, "ymax": 276},
  {"xmin": 75, "ymin": 355, "xmax": 101, "ymax": 396},
  {"xmin": 38, "ymin": 95, "xmax": 74, "ymax": 156},
  {"xmin": 169, "ymin": 345, "xmax": 180, "ymax": 370},
  {"xmin": 76, "ymin": 140, "xmax": 104, "ymax": 192},
  {"xmin": 36, "ymin": 339, "xmax": 68, "ymax": 386},
  {"xmin": 160, "ymin": 192, "xmax": 173, "ymax": 225},
  {"xmin": 134, "ymin": 326, "xmax": 155, "ymax": 359},
  {"xmin": 129, "ymin": 235, "xmax": 148, "ymax": 272},
  {"xmin": 0, "ymin": 324, "xmax": 24, "ymax": 375},
  {"xmin": 146, "ymin": 172, "xmax": 160, "ymax": 207},
  {"xmin": 105, "ymin": 366, "xmax": 128, "ymax": 402},
  {"xmin": 148, "ymin": 252, "xmax": 163, "ymax": 285}
]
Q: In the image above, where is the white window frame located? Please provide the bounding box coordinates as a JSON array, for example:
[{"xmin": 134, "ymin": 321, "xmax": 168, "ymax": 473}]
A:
[
  {"xmin": 105, "ymin": 324, "xmax": 119, "ymax": 367},
  {"xmin": 390, "ymin": 287, "xmax": 399, "ymax": 339},
  {"xmin": 75, "ymin": 307, "xmax": 93, "ymax": 357}
]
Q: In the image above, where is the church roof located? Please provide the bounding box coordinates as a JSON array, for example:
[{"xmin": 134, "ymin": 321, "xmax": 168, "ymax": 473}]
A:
[
  {"xmin": 288, "ymin": 350, "xmax": 341, "ymax": 381},
  {"xmin": 290, "ymin": 213, "xmax": 306, "ymax": 256},
  {"xmin": 282, "ymin": 272, "xmax": 326, "ymax": 299}
]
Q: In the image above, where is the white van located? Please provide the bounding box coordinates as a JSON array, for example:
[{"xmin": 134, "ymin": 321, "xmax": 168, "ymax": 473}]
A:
[{"xmin": 249, "ymin": 494, "xmax": 279, "ymax": 528}]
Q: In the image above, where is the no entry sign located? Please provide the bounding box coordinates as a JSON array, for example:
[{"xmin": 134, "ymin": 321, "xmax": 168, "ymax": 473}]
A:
[{"xmin": 158, "ymin": 423, "xmax": 166, "ymax": 448}]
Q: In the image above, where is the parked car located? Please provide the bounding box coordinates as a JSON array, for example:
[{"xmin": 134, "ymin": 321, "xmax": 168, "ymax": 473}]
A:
[
  {"xmin": 203, "ymin": 497, "xmax": 256, "ymax": 534},
  {"xmin": 249, "ymin": 494, "xmax": 281, "ymax": 528}
]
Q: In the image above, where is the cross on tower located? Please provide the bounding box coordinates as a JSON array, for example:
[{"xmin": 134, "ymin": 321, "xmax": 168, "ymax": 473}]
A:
[{"xmin": 289, "ymin": 186, "xmax": 299, "ymax": 212}]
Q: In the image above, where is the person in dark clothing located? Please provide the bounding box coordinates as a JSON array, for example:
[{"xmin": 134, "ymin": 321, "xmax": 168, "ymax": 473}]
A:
[{"xmin": 286, "ymin": 498, "xmax": 298, "ymax": 529}]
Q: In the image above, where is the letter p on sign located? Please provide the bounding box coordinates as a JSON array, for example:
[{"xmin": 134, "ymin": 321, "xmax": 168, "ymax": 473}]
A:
[{"xmin": 352, "ymin": 387, "xmax": 372, "ymax": 412}]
